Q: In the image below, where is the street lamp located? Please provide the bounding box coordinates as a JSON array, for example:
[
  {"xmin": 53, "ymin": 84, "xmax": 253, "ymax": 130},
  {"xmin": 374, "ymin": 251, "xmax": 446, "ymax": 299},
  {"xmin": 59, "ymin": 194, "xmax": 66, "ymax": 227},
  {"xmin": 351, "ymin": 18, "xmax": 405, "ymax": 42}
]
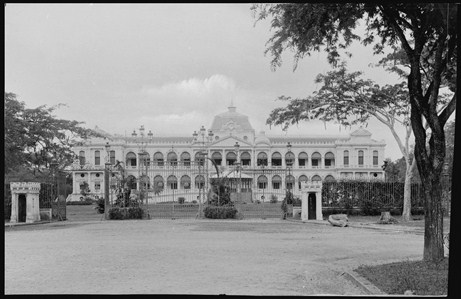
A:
[
  {"xmin": 234, "ymin": 142, "xmax": 241, "ymax": 201},
  {"xmin": 104, "ymin": 142, "xmax": 111, "ymax": 220}
]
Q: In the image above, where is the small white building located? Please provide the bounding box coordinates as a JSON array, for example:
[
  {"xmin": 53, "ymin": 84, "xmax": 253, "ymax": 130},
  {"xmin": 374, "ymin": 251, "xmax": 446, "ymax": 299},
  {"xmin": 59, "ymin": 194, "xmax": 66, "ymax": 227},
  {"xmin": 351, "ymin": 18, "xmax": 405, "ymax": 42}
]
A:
[{"xmin": 68, "ymin": 105, "xmax": 386, "ymax": 202}]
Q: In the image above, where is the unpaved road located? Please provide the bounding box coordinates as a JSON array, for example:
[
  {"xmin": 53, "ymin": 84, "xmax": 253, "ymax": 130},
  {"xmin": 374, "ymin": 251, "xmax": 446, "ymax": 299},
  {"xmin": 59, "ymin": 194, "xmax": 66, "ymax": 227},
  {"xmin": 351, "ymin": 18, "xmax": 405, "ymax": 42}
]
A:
[{"xmin": 5, "ymin": 219, "xmax": 423, "ymax": 295}]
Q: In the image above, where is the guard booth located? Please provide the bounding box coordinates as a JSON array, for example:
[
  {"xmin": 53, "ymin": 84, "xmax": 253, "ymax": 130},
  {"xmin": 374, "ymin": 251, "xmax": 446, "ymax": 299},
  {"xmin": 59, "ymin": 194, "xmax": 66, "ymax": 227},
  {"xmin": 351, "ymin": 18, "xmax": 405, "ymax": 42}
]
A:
[
  {"xmin": 300, "ymin": 181, "xmax": 323, "ymax": 220},
  {"xmin": 9, "ymin": 182, "xmax": 41, "ymax": 223}
]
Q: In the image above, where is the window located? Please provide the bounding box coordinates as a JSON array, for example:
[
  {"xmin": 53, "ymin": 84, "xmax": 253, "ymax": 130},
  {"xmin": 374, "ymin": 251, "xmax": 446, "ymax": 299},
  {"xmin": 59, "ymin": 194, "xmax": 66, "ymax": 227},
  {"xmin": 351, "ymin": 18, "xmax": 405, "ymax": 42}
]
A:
[
  {"xmin": 226, "ymin": 152, "xmax": 237, "ymax": 166},
  {"xmin": 95, "ymin": 183, "xmax": 101, "ymax": 191},
  {"xmin": 373, "ymin": 151, "xmax": 379, "ymax": 166},
  {"xmin": 271, "ymin": 152, "xmax": 282, "ymax": 166},
  {"xmin": 298, "ymin": 152, "xmax": 308, "ymax": 166},
  {"xmin": 324, "ymin": 152, "xmax": 335, "ymax": 167},
  {"xmin": 195, "ymin": 152, "xmax": 205, "ymax": 166},
  {"xmin": 79, "ymin": 151, "xmax": 85, "ymax": 165},
  {"xmin": 154, "ymin": 152, "xmax": 164, "ymax": 166},
  {"xmin": 167, "ymin": 152, "xmax": 178, "ymax": 166},
  {"xmin": 154, "ymin": 175, "xmax": 164, "ymax": 191},
  {"xmin": 167, "ymin": 175, "xmax": 178, "ymax": 190},
  {"xmin": 257, "ymin": 175, "xmax": 267, "ymax": 189},
  {"xmin": 126, "ymin": 152, "xmax": 137, "ymax": 167},
  {"xmin": 94, "ymin": 150, "xmax": 100, "ymax": 166},
  {"xmin": 180, "ymin": 152, "xmax": 191, "ymax": 166},
  {"xmin": 272, "ymin": 175, "xmax": 281, "ymax": 189},
  {"xmin": 211, "ymin": 152, "xmax": 222, "ymax": 166},
  {"xmin": 180, "ymin": 175, "xmax": 191, "ymax": 189},
  {"xmin": 344, "ymin": 150, "xmax": 349, "ymax": 166},
  {"xmin": 312, "ymin": 175, "xmax": 322, "ymax": 182},
  {"xmin": 195, "ymin": 175, "xmax": 205, "ymax": 189},
  {"xmin": 257, "ymin": 152, "xmax": 268, "ymax": 166},
  {"xmin": 241, "ymin": 152, "xmax": 251, "ymax": 166},
  {"xmin": 110, "ymin": 150, "xmax": 116, "ymax": 165},
  {"xmin": 358, "ymin": 150, "xmax": 364, "ymax": 166},
  {"xmin": 311, "ymin": 152, "xmax": 321, "ymax": 167}
]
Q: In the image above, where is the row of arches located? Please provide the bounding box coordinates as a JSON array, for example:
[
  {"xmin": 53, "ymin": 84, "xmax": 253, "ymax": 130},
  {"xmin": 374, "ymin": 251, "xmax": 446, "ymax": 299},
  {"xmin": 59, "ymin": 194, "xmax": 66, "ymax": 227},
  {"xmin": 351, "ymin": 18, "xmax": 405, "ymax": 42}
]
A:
[
  {"xmin": 122, "ymin": 150, "xmax": 338, "ymax": 167},
  {"xmin": 122, "ymin": 174, "xmax": 336, "ymax": 191}
]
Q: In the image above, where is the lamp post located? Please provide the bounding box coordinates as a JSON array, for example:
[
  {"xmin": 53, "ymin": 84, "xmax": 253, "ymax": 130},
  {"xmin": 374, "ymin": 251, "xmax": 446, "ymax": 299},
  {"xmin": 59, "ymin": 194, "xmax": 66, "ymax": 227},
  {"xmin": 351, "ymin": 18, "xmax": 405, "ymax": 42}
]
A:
[
  {"xmin": 234, "ymin": 142, "xmax": 241, "ymax": 202},
  {"xmin": 286, "ymin": 142, "xmax": 293, "ymax": 192},
  {"xmin": 104, "ymin": 142, "xmax": 111, "ymax": 220}
]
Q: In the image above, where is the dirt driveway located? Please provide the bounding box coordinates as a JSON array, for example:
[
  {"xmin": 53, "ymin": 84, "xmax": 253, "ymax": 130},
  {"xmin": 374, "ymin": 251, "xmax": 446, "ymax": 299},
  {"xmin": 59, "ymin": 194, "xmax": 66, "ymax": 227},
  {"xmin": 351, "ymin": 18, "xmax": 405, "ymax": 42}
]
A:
[{"xmin": 5, "ymin": 218, "xmax": 423, "ymax": 295}]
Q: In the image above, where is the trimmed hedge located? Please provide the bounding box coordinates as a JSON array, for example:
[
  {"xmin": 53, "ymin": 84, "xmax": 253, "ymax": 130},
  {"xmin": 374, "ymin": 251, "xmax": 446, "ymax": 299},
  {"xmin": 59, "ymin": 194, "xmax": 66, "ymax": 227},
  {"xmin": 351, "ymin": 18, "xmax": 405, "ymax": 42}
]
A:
[
  {"xmin": 204, "ymin": 205, "xmax": 238, "ymax": 219},
  {"xmin": 108, "ymin": 207, "xmax": 144, "ymax": 220}
]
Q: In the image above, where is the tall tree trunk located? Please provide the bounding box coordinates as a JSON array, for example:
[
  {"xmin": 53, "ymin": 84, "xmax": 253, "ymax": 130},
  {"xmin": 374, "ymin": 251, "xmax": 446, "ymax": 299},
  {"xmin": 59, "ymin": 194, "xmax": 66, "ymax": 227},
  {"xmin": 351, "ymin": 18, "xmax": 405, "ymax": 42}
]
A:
[
  {"xmin": 423, "ymin": 175, "xmax": 445, "ymax": 262},
  {"xmin": 402, "ymin": 164, "xmax": 413, "ymax": 222}
]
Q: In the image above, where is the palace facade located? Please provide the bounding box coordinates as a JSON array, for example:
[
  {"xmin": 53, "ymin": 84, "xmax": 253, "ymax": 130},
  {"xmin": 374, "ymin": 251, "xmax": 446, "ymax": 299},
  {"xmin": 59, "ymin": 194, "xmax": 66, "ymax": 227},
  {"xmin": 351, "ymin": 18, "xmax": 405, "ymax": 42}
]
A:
[{"xmin": 68, "ymin": 105, "xmax": 386, "ymax": 202}]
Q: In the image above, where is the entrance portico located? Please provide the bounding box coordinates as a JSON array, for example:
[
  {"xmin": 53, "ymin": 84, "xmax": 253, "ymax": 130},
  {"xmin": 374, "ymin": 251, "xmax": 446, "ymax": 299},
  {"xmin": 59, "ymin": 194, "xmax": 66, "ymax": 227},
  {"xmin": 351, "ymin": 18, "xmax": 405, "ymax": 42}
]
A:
[
  {"xmin": 300, "ymin": 181, "xmax": 323, "ymax": 221},
  {"xmin": 9, "ymin": 182, "xmax": 41, "ymax": 223}
]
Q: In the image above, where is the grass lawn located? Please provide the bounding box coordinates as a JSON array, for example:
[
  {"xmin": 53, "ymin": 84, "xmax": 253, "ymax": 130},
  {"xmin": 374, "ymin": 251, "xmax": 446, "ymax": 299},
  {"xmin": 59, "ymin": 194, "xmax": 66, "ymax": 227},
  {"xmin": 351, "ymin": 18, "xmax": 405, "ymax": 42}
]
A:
[{"xmin": 355, "ymin": 258, "xmax": 449, "ymax": 295}]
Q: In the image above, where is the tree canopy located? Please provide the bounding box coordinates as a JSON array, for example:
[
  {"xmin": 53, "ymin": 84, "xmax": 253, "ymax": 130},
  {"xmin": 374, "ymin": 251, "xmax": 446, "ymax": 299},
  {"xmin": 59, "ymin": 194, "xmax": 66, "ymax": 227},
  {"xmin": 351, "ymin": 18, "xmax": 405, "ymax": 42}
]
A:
[
  {"xmin": 4, "ymin": 92, "xmax": 103, "ymax": 177},
  {"xmin": 253, "ymin": 3, "xmax": 457, "ymax": 262}
]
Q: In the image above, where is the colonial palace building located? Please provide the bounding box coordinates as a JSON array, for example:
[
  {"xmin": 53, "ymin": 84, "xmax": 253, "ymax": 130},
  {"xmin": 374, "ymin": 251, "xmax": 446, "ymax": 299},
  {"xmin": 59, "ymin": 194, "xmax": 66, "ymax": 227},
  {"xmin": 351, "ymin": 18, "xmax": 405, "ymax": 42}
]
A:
[{"xmin": 68, "ymin": 105, "xmax": 386, "ymax": 203}]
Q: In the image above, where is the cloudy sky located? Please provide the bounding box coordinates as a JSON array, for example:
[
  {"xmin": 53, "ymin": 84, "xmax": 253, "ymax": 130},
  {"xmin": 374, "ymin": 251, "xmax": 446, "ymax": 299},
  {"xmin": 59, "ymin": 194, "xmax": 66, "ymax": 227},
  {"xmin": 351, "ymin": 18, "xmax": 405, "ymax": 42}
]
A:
[{"xmin": 6, "ymin": 3, "xmax": 410, "ymax": 160}]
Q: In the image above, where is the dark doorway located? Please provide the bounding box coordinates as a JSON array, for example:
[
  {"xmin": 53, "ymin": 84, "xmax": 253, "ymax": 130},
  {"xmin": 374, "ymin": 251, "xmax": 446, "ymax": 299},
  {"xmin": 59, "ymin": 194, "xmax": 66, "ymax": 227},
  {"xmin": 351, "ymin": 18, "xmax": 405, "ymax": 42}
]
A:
[
  {"xmin": 18, "ymin": 194, "xmax": 27, "ymax": 222},
  {"xmin": 308, "ymin": 193, "xmax": 316, "ymax": 220}
]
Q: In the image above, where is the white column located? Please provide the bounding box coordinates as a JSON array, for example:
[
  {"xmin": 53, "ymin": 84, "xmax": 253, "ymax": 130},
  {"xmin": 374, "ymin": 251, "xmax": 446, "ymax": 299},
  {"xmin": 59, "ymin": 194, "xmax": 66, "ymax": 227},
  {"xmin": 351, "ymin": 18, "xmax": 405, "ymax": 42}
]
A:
[
  {"xmin": 301, "ymin": 190, "xmax": 308, "ymax": 221},
  {"xmin": 10, "ymin": 193, "xmax": 18, "ymax": 223},
  {"xmin": 316, "ymin": 190, "xmax": 323, "ymax": 220}
]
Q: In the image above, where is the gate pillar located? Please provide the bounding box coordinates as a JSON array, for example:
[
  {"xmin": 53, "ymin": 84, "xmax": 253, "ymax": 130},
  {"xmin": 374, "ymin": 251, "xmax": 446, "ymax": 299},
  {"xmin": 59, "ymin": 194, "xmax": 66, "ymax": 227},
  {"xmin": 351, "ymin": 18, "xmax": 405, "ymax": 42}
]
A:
[
  {"xmin": 300, "ymin": 181, "xmax": 323, "ymax": 221},
  {"xmin": 10, "ymin": 182, "xmax": 41, "ymax": 223}
]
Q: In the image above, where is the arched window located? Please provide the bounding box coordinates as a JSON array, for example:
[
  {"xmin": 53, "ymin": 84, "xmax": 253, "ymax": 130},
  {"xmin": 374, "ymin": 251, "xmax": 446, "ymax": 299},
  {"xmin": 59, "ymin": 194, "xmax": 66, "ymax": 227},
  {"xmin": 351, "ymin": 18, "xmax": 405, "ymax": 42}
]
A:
[
  {"xmin": 272, "ymin": 175, "xmax": 282, "ymax": 189},
  {"xmin": 195, "ymin": 175, "xmax": 205, "ymax": 189},
  {"xmin": 94, "ymin": 150, "xmax": 100, "ymax": 166},
  {"xmin": 343, "ymin": 150, "xmax": 349, "ymax": 166},
  {"xmin": 311, "ymin": 152, "xmax": 321, "ymax": 168},
  {"xmin": 358, "ymin": 150, "xmax": 364, "ymax": 166},
  {"xmin": 257, "ymin": 175, "xmax": 268, "ymax": 189},
  {"xmin": 298, "ymin": 152, "xmax": 308, "ymax": 167},
  {"xmin": 312, "ymin": 175, "xmax": 322, "ymax": 182},
  {"xmin": 154, "ymin": 152, "xmax": 164, "ymax": 166},
  {"xmin": 180, "ymin": 152, "xmax": 191, "ymax": 166},
  {"xmin": 241, "ymin": 152, "xmax": 251, "ymax": 166},
  {"xmin": 167, "ymin": 175, "xmax": 178, "ymax": 190},
  {"xmin": 324, "ymin": 152, "xmax": 335, "ymax": 168},
  {"xmin": 373, "ymin": 150, "xmax": 379, "ymax": 166},
  {"xmin": 79, "ymin": 151, "xmax": 85, "ymax": 165},
  {"xmin": 226, "ymin": 152, "xmax": 237, "ymax": 166},
  {"xmin": 211, "ymin": 152, "xmax": 222, "ymax": 166},
  {"xmin": 271, "ymin": 152, "xmax": 282, "ymax": 166},
  {"xmin": 154, "ymin": 175, "xmax": 164, "ymax": 192},
  {"xmin": 257, "ymin": 152, "xmax": 268, "ymax": 166},
  {"xmin": 298, "ymin": 175, "xmax": 308, "ymax": 189},
  {"xmin": 195, "ymin": 152, "xmax": 205, "ymax": 166},
  {"xmin": 180, "ymin": 175, "xmax": 191, "ymax": 189},
  {"xmin": 286, "ymin": 175, "xmax": 295, "ymax": 190},
  {"xmin": 126, "ymin": 152, "xmax": 137, "ymax": 167},
  {"xmin": 324, "ymin": 175, "xmax": 336, "ymax": 182},
  {"xmin": 285, "ymin": 152, "xmax": 295, "ymax": 167},
  {"xmin": 167, "ymin": 152, "xmax": 178, "ymax": 166}
]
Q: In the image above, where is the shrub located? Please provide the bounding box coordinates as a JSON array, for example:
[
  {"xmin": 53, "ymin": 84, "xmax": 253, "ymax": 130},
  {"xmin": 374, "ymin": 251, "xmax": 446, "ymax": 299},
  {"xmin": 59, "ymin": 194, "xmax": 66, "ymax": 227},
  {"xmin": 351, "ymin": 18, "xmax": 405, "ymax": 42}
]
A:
[
  {"xmin": 204, "ymin": 205, "xmax": 238, "ymax": 219},
  {"xmin": 191, "ymin": 200, "xmax": 198, "ymax": 204},
  {"xmin": 270, "ymin": 195, "xmax": 278, "ymax": 204},
  {"xmin": 95, "ymin": 197, "xmax": 105, "ymax": 214},
  {"xmin": 255, "ymin": 199, "xmax": 261, "ymax": 204},
  {"xmin": 177, "ymin": 197, "xmax": 185, "ymax": 204},
  {"xmin": 108, "ymin": 207, "xmax": 143, "ymax": 220}
]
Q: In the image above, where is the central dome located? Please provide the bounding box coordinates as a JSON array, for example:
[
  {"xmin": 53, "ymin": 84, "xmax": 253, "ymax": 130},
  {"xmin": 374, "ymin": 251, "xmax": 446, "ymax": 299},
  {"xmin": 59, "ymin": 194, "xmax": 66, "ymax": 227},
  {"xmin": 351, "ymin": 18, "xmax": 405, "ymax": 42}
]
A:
[{"xmin": 210, "ymin": 105, "xmax": 254, "ymax": 133}]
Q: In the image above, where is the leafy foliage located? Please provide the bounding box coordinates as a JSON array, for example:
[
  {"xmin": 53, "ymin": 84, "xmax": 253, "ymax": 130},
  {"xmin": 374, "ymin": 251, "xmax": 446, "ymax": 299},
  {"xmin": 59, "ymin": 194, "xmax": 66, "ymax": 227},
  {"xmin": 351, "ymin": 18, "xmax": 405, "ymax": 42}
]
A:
[
  {"xmin": 108, "ymin": 207, "xmax": 144, "ymax": 220},
  {"xmin": 207, "ymin": 177, "xmax": 233, "ymax": 206},
  {"xmin": 203, "ymin": 206, "xmax": 238, "ymax": 219},
  {"xmin": 4, "ymin": 92, "xmax": 103, "ymax": 175}
]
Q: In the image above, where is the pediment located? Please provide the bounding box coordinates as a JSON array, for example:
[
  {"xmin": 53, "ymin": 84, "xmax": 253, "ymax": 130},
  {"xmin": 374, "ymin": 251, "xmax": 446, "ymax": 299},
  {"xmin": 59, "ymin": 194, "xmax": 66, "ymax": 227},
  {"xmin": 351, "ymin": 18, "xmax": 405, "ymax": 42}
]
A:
[{"xmin": 209, "ymin": 135, "xmax": 252, "ymax": 148}]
